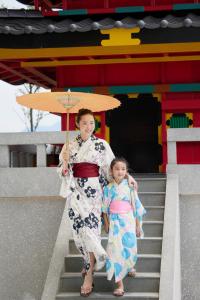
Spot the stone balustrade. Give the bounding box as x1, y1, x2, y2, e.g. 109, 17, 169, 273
0, 131, 78, 168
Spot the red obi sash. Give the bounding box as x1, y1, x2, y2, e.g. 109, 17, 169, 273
73, 162, 99, 178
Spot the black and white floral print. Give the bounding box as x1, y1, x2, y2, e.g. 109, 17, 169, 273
95, 141, 105, 153
79, 246, 85, 256
73, 215, 84, 234
70, 186, 75, 192
99, 174, 109, 188
68, 208, 75, 220
77, 178, 88, 188
84, 186, 96, 198
84, 213, 99, 229
71, 153, 77, 161
76, 134, 84, 147
91, 134, 98, 141
83, 261, 90, 272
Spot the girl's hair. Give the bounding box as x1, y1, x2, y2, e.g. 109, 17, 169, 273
76, 108, 94, 124
110, 157, 129, 171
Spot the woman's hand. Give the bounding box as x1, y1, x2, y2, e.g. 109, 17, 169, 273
128, 175, 138, 191
62, 161, 68, 176
61, 144, 69, 162
61, 144, 69, 176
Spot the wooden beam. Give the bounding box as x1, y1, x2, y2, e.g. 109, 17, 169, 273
1, 42, 200, 60
25, 67, 57, 86
21, 54, 200, 68
0, 62, 49, 88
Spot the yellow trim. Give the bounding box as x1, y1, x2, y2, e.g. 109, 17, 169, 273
159, 164, 163, 173
158, 124, 162, 146
20, 54, 200, 68
166, 113, 173, 128
153, 93, 162, 102
185, 113, 193, 127
128, 93, 139, 99
105, 126, 110, 143
0, 42, 199, 60
101, 28, 141, 46
95, 115, 101, 133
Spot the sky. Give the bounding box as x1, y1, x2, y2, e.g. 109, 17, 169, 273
0, 0, 61, 132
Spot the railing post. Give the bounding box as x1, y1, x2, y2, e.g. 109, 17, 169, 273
0, 145, 10, 167
37, 144, 46, 167
167, 141, 177, 164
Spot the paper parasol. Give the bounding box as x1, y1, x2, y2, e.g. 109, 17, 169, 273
17, 90, 121, 144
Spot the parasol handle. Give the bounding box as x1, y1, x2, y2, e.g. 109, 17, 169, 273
65, 108, 70, 161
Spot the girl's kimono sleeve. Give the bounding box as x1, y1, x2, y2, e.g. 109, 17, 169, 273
131, 188, 146, 238
102, 186, 111, 215
100, 140, 115, 184
57, 143, 74, 198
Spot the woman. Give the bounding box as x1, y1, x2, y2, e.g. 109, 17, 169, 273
57, 108, 137, 297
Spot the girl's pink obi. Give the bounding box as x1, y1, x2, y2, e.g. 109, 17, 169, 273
110, 200, 132, 214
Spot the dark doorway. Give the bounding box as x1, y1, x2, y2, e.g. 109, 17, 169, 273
106, 94, 162, 173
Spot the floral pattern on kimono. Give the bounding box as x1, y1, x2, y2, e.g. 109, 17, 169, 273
57, 134, 115, 271
102, 179, 146, 282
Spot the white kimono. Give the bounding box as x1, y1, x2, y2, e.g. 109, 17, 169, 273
57, 134, 114, 272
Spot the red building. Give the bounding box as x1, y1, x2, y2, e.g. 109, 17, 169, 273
0, 0, 200, 172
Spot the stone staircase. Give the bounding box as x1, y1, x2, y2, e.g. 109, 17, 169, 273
56, 176, 166, 300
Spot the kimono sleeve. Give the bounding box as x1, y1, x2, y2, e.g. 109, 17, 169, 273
57, 143, 70, 178
56, 143, 74, 198
102, 186, 111, 214
100, 140, 115, 182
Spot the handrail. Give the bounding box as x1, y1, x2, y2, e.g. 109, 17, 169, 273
159, 174, 181, 300
41, 198, 71, 300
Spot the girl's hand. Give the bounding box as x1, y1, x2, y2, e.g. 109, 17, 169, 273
136, 225, 142, 237
104, 223, 109, 233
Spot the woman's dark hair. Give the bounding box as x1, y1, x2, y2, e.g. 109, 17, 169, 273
110, 157, 129, 171
76, 108, 94, 124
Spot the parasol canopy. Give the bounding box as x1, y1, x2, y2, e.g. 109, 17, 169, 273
16, 91, 120, 113
16, 90, 121, 144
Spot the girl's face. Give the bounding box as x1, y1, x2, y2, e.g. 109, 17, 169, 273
112, 161, 127, 183
77, 114, 95, 140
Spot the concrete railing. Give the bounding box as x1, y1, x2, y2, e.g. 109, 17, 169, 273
159, 174, 181, 300
0, 131, 78, 168
167, 128, 200, 164
0, 131, 78, 197
167, 128, 200, 194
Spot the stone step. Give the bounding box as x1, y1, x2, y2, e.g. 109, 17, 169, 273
144, 206, 165, 221
138, 192, 165, 206
134, 173, 166, 178
69, 237, 163, 255
65, 254, 161, 273
134, 178, 166, 193
59, 272, 160, 293
141, 221, 163, 237
101, 221, 163, 238
56, 291, 159, 300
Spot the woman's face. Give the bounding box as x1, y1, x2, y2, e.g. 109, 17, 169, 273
77, 114, 95, 140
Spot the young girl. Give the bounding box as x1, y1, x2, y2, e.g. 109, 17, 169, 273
102, 157, 146, 297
